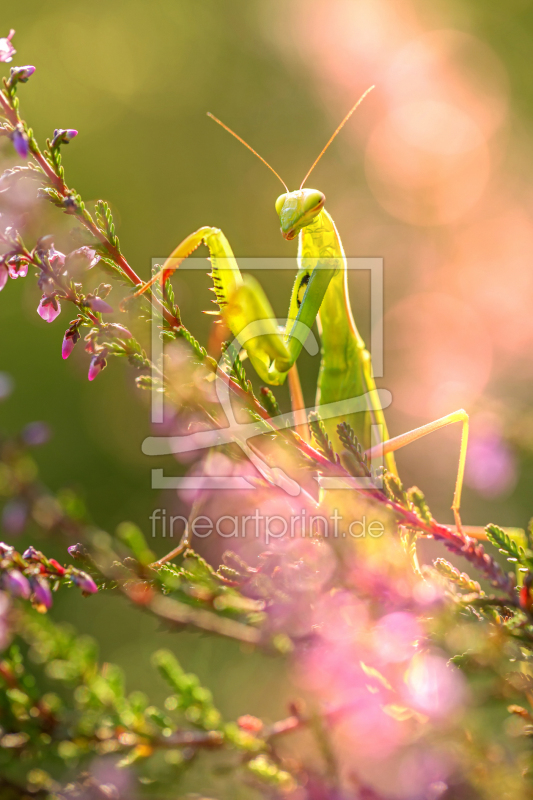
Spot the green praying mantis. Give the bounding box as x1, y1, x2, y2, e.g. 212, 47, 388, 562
138, 88, 469, 531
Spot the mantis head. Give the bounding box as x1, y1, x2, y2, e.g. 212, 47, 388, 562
275, 190, 325, 240
208, 86, 374, 241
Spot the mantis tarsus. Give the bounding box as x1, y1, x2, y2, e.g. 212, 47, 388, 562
139, 88, 469, 532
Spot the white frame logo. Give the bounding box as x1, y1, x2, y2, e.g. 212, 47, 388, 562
142, 257, 389, 494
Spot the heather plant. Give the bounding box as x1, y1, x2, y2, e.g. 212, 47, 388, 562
1, 28, 533, 800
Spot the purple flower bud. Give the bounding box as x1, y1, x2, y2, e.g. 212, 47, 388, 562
51, 129, 78, 147
64, 246, 99, 275
1, 500, 27, 535
31, 576, 52, 609
62, 335, 76, 359
3, 570, 30, 599
68, 543, 88, 561
62, 196, 78, 214
38, 295, 61, 323
74, 571, 98, 594
12, 129, 29, 159
0, 30, 16, 63
10, 65, 35, 83
62, 337, 74, 360
88, 354, 107, 381
22, 545, 40, 561
48, 246, 66, 272
62, 326, 81, 360
87, 296, 113, 314
108, 323, 132, 339
0, 264, 7, 291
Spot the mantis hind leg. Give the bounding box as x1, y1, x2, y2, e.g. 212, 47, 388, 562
287, 362, 311, 443
367, 409, 469, 533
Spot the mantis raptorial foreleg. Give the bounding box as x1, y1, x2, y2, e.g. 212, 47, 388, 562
139, 225, 338, 386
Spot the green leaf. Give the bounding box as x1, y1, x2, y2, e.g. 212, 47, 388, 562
407, 486, 433, 525
116, 522, 155, 566
309, 412, 337, 464
486, 523, 526, 564
433, 558, 482, 594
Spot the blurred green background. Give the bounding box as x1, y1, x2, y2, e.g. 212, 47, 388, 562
1, 1, 533, 794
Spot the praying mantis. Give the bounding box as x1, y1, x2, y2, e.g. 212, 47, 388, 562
138, 88, 469, 531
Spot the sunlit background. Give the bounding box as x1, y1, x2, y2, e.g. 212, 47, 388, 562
1, 1, 533, 795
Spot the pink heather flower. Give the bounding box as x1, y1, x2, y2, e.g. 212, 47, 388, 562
340, 696, 405, 762
68, 543, 89, 561
10, 64, 35, 83
51, 129, 78, 147
108, 323, 132, 339
314, 591, 368, 643
0, 264, 7, 291
88, 354, 107, 381
47, 246, 66, 271
466, 430, 517, 498
31, 576, 52, 609
62, 335, 76, 359
3, 570, 31, 599
22, 545, 40, 561
64, 246, 99, 274
37, 295, 61, 323
86, 296, 113, 314
373, 612, 421, 664
74, 571, 98, 594
405, 653, 466, 719
0, 30, 15, 63
7, 260, 28, 279
62, 327, 81, 359
12, 129, 29, 159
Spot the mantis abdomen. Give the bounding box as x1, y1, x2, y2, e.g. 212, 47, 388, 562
298, 209, 397, 474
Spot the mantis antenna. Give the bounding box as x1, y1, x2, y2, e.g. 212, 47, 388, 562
207, 112, 289, 193
299, 85, 375, 190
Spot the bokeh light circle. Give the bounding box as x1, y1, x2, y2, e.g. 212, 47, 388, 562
384, 292, 493, 419
365, 100, 490, 226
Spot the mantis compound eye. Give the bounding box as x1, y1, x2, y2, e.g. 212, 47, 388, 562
275, 193, 288, 216
302, 189, 325, 214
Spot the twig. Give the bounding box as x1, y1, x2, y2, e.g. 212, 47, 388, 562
147, 594, 261, 645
